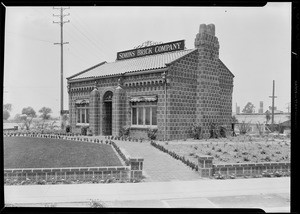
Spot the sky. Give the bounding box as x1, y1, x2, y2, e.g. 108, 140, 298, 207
3, 4, 291, 118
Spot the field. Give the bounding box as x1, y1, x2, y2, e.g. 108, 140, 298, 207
4, 137, 122, 169
162, 138, 290, 165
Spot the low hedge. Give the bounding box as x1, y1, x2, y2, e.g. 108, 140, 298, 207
150, 141, 198, 171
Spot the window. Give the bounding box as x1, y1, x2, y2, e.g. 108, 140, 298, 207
131, 101, 157, 127
76, 102, 89, 125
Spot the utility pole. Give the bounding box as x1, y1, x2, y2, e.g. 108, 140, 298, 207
269, 80, 277, 125
53, 7, 69, 128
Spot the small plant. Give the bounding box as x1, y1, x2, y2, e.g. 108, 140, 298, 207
265, 156, 271, 162
206, 151, 212, 155
44, 203, 56, 207
256, 122, 264, 136
89, 199, 106, 208
120, 126, 130, 137
219, 126, 226, 138
147, 128, 158, 140
243, 157, 250, 162
238, 121, 251, 135
66, 125, 71, 133
214, 173, 225, 179
191, 124, 202, 139
81, 126, 88, 136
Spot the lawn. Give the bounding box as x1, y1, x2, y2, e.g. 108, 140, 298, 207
4, 137, 122, 168
162, 139, 290, 165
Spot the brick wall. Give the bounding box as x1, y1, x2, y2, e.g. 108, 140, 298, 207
4, 166, 130, 182
197, 155, 290, 178
167, 51, 198, 140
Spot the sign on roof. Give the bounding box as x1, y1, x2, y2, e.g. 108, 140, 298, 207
117, 40, 185, 61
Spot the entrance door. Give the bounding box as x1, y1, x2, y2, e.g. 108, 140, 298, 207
103, 91, 113, 135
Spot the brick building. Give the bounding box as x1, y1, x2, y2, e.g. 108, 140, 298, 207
66, 24, 234, 140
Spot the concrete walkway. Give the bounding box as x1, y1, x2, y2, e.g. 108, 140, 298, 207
4, 177, 290, 211
111, 139, 201, 182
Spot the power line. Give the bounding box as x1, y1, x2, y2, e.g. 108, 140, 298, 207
65, 25, 105, 60
69, 22, 107, 59
70, 11, 115, 56
6, 31, 54, 44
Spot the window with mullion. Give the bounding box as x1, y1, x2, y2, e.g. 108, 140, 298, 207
131, 101, 157, 127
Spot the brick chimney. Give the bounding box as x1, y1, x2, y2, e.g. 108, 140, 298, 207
194, 24, 220, 59
194, 24, 222, 138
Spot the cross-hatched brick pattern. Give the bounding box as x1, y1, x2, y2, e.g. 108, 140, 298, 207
89, 88, 100, 135
112, 86, 126, 136
167, 51, 198, 140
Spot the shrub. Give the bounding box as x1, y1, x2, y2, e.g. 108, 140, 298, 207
265, 156, 271, 162
120, 126, 130, 137
65, 125, 71, 133
89, 200, 106, 208
81, 126, 88, 136
209, 123, 218, 139
239, 121, 251, 135
191, 124, 202, 139
219, 126, 226, 138
147, 128, 158, 140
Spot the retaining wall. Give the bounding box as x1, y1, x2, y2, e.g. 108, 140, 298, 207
198, 155, 290, 178
4, 166, 129, 182
213, 162, 290, 177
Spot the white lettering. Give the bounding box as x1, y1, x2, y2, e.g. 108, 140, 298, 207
119, 51, 135, 59
137, 48, 153, 56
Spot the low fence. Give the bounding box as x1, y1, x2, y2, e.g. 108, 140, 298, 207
4, 135, 144, 183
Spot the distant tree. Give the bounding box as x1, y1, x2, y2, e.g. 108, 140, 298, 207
265, 110, 271, 124
3, 103, 12, 111
3, 103, 12, 120
39, 107, 52, 120
38, 107, 52, 130
18, 107, 37, 130
22, 106, 36, 118
3, 110, 10, 120
242, 102, 255, 114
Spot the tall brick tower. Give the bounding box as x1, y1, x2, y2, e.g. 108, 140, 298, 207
194, 24, 232, 138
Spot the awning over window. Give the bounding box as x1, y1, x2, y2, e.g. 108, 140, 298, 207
129, 95, 158, 102
75, 99, 89, 104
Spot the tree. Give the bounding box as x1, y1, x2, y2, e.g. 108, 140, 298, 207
3, 103, 12, 111
19, 107, 37, 130
3, 103, 12, 120
3, 110, 10, 120
22, 106, 36, 118
39, 107, 52, 120
242, 102, 255, 114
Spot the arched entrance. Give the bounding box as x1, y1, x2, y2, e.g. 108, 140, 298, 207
103, 91, 113, 135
